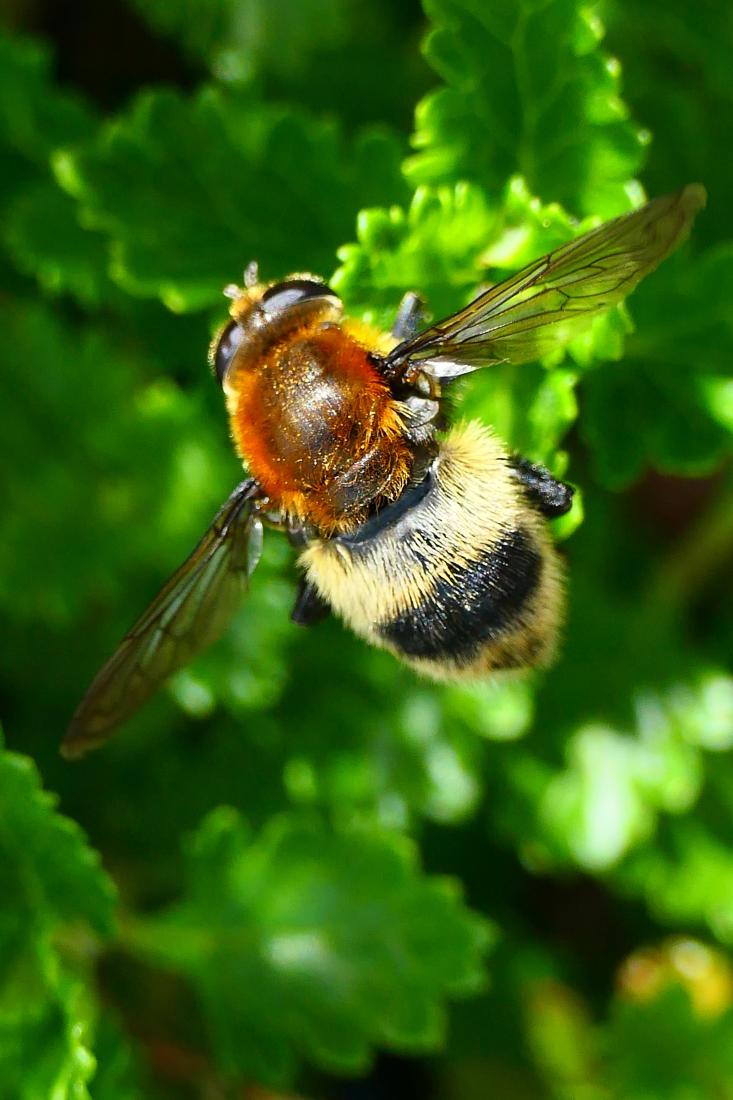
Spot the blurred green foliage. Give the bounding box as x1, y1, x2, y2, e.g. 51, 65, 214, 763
0, 0, 732, 1097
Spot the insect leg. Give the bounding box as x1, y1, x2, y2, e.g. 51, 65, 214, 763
291, 577, 331, 626
392, 292, 427, 340
511, 458, 574, 518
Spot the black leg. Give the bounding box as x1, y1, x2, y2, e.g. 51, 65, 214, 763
511, 458, 574, 518
291, 577, 331, 627
392, 292, 427, 340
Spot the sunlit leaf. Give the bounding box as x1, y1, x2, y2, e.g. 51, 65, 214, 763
0, 737, 115, 1097
407, 0, 647, 216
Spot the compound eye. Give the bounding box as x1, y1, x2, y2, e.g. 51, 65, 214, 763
211, 320, 244, 385
260, 278, 336, 316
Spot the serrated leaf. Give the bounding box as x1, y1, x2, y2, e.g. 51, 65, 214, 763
0, 300, 228, 629
0, 32, 94, 214
335, 177, 633, 475
407, 0, 647, 216
4, 180, 118, 307
125, 0, 430, 136
335, 174, 633, 369
0, 972, 97, 1100
336, 176, 585, 318
335, 182, 500, 332
0, 738, 115, 1098
0, 741, 115, 934
0, 32, 113, 307
125, 810, 492, 1085
55, 88, 407, 311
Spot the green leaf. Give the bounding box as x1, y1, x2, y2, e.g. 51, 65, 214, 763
498, 668, 733, 885
125, 0, 430, 135
55, 88, 407, 311
0, 32, 111, 302
127, 0, 352, 84
278, 636, 522, 827
523, 978, 603, 1096
335, 173, 634, 371
581, 360, 731, 489
0, 31, 93, 169
581, 246, 733, 487
0, 972, 96, 1100
336, 176, 640, 475
607, 960, 733, 1100
4, 180, 118, 307
538, 717, 701, 872
522, 947, 733, 1100
0, 737, 115, 1098
90, 1013, 155, 1100
125, 809, 492, 1085
613, 672, 733, 941
407, 0, 647, 216
0, 739, 114, 934
606, 0, 733, 247
0, 300, 230, 630
336, 181, 500, 325
619, 821, 733, 944
335, 176, 581, 321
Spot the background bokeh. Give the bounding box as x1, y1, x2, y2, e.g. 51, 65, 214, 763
1, 1, 733, 1097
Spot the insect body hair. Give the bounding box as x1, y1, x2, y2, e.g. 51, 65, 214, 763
300, 421, 565, 679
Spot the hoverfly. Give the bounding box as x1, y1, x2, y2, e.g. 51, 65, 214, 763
63, 185, 705, 758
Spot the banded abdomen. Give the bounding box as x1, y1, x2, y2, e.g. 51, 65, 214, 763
300, 421, 565, 677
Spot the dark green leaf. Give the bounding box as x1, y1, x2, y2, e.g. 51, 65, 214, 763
127, 0, 351, 84
0, 738, 115, 933
0, 301, 228, 628
606, 0, 733, 247
0, 32, 107, 301
0, 31, 93, 167
55, 88, 407, 310
581, 247, 733, 487
4, 180, 118, 307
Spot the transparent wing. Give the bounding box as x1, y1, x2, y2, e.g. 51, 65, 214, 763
62, 480, 263, 759
386, 185, 706, 381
